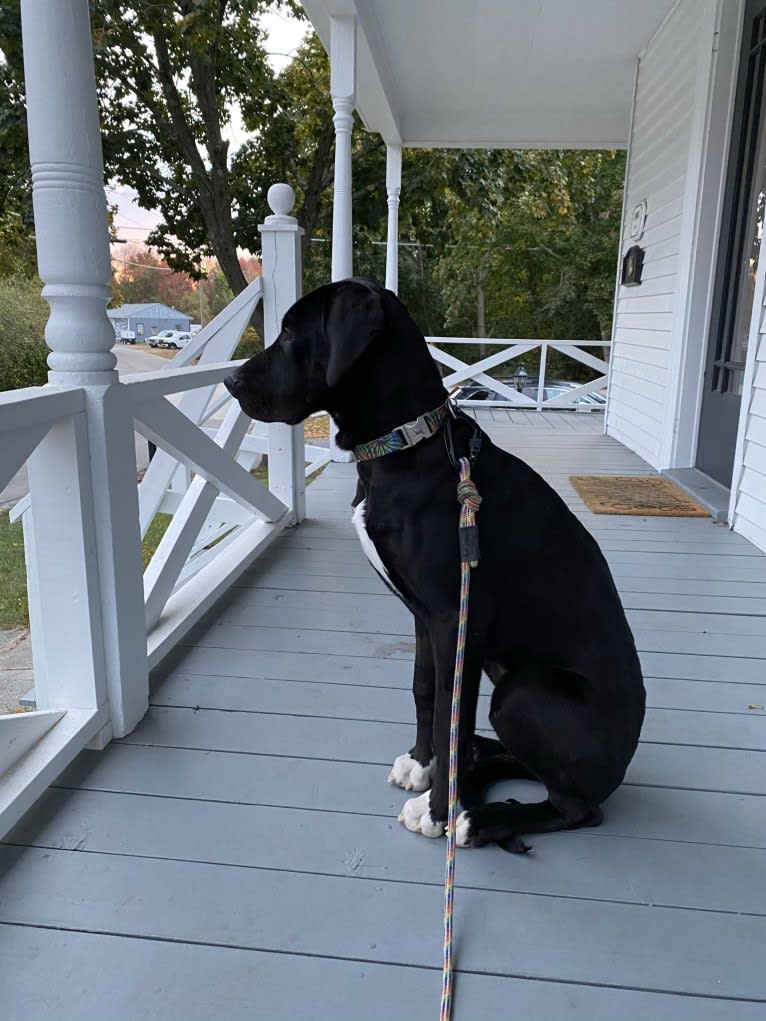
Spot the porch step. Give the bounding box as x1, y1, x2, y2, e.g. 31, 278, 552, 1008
663, 468, 730, 522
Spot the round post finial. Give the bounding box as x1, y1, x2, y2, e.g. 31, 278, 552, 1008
267, 183, 296, 217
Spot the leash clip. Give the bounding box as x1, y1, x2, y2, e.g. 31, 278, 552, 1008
468, 434, 482, 464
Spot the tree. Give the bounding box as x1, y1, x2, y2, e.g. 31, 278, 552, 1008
90, 1, 306, 296
0, 3, 37, 277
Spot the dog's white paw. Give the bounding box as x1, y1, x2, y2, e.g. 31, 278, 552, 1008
456, 811, 475, 847
398, 791, 445, 837
388, 752, 434, 791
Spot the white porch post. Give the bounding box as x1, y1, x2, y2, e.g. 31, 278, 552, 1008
329, 15, 357, 461
385, 145, 402, 294
330, 15, 357, 282
21, 0, 148, 739
259, 184, 306, 522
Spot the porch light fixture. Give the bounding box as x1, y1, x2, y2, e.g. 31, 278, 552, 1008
513, 364, 529, 392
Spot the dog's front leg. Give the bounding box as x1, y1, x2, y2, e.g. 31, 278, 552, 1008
389, 617, 435, 791
399, 624, 482, 837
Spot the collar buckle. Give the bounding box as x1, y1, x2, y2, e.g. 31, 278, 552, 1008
398, 414, 435, 447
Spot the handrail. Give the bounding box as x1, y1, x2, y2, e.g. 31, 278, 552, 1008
427, 337, 609, 347
121, 360, 245, 402
0, 386, 85, 433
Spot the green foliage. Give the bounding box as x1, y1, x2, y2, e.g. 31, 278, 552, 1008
234, 326, 263, 361
0, 510, 28, 630
141, 513, 173, 571
402, 149, 625, 348
0, 3, 35, 269
0, 275, 49, 391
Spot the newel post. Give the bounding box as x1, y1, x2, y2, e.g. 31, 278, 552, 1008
259, 184, 306, 522
385, 145, 402, 294
21, 0, 148, 740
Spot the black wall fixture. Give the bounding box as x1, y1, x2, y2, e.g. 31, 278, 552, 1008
621, 245, 644, 287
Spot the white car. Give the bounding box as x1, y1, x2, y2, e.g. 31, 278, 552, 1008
150, 330, 193, 350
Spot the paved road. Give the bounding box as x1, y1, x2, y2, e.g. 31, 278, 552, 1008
0, 344, 170, 511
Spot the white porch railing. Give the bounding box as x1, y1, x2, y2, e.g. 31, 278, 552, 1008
427, 337, 610, 410
0, 181, 311, 837
0, 387, 112, 832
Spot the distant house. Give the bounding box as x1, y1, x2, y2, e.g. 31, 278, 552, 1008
107, 302, 191, 342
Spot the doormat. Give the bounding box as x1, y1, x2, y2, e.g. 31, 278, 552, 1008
570, 475, 710, 517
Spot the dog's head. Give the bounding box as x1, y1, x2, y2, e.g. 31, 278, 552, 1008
224, 277, 446, 446
224, 277, 385, 424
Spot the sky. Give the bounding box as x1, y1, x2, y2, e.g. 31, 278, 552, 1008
110, 10, 309, 244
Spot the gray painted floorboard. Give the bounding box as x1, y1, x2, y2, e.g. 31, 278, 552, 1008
3, 411, 766, 1018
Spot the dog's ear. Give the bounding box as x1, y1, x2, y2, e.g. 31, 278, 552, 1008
324, 282, 385, 388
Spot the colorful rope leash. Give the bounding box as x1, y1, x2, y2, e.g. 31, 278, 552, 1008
440, 457, 482, 1021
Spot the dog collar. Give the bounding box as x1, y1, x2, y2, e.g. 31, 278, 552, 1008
353, 401, 450, 462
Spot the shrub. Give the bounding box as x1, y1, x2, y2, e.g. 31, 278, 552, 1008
0, 275, 49, 391
233, 326, 263, 361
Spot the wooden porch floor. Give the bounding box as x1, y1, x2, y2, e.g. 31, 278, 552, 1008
3, 411, 766, 1019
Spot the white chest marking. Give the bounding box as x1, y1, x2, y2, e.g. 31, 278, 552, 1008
351, 498, 404, 599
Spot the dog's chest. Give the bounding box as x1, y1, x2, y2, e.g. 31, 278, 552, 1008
351, 498, 404, 600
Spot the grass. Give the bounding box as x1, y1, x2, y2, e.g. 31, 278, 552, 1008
141, 513, 173, 569
0, 512, 29, 631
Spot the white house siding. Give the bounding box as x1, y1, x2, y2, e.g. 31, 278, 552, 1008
607, 0, 715, 468
732, 314, 766, 550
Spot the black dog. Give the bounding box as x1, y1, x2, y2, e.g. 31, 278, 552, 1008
225, 278, 645, 851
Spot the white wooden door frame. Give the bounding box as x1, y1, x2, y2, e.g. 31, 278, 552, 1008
661, 0, 745, 475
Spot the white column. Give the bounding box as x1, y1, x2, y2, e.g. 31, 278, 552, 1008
330, 16, 357, 282
22, 0, 116, 384
21, 0, 148, 739
329, 16, 357, 461
385, 145, 402, 294
259, 184, 306, 522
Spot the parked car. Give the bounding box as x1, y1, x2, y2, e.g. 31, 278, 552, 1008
150, 330, 193, 350
118, 329, 136, 345
449, 378, 606, 407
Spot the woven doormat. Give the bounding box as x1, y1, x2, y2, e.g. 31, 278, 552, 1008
570, 475, 710, 517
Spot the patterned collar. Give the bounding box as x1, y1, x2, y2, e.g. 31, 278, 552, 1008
353, 401, 450, 462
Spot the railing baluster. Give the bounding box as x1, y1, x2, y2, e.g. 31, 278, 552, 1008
537, 343, 548, 412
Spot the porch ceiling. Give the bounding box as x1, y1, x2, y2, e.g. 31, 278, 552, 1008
301, 0, 680, 148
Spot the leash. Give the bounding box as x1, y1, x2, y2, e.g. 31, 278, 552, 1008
350, 400, 483, 1020
440, 454, 482, 1021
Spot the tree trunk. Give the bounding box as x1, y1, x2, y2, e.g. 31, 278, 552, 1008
151, 19, 264, 338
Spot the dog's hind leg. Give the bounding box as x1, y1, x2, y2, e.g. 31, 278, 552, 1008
457, 663, 611, 851
457, 796, 603, 853
389, 617, 435, 791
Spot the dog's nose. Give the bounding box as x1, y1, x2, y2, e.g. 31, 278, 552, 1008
223, 374, 239, 396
